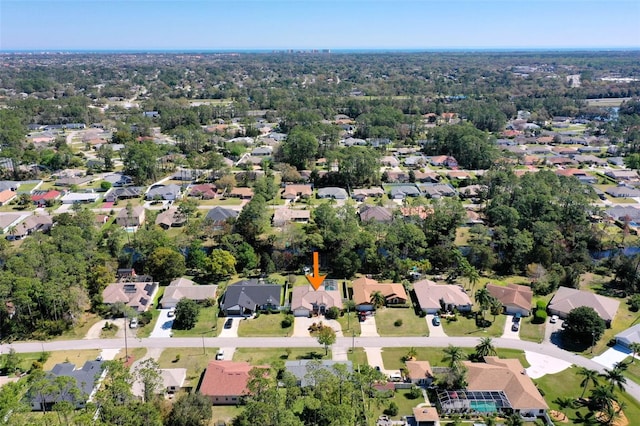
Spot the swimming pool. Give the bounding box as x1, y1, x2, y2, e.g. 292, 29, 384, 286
470, 401, 497, 413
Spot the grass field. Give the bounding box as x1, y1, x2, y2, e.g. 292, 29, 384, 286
42, 349, 101, 370
157, 347, 214, 387
372, 388, 425, 421
519, 316, 546, 343
586, 97, 631, 107
379, 346, 527, 371
210, 406, 244, 426
237, 312, 293, 337
441, 312, 506, 338
233, 347, 328, 365
347, 347, 368, 366
336, 311, 361, 336
171, 306, 221, 338
375, 307, 428, 337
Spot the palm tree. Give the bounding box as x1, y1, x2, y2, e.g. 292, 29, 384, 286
574, 410, 599, 426
577, 367, 600, 399
370, 291, 386, 309
442, 345, 465, 369
553, 396, 575, 421
474, 287, 492, 320
504, 413, 523, 426
629, 342, 640, 364
601, 366, 627, 392
589, 384, 615, 412
489, 297, 503, 321
474, 337, 497, 359
601, 401, 625, 426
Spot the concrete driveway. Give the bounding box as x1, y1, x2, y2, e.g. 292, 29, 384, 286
293, 316, 343, 337
592, 345, 632, 369
360, 316, 379, 337
426, 315, 447, 337
502, 316, 521, 339
544, 316, 564, 344
149, 309, 174, 338
218, 317, 240, 338
525, 350, 573, 379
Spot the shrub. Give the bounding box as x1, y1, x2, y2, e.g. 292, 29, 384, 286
533, 309, 547, 324
418, 310, 427, 318
536, 300, 547, 310
281, 315, 294, 328
408, 386, 422, 400
394, 319, 403, 327
384, 402, 399, 416
325, 306, 340, 320
628, 294, 640, 312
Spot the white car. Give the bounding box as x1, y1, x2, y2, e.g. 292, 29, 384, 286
129, 317, 138, 329
167, 308, 175, 317
550, 315, 559, 324
215, 350, 224, 360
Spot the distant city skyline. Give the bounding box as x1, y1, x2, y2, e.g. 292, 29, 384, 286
1, 0, 639, 51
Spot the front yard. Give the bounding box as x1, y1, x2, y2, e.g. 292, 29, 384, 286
519, 317, 546, 343
232, 347, 328, 365
375, 307, 428, 337
441, 312, 506, 337
380, 347, 528, 371
158, 347, 214, 388
171, 306, 221, 338
237, 312, 293, 337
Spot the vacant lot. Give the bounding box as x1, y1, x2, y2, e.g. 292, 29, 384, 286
158, 347, 213, 387
237, 312, 293, 337
233, 347, 328, 365
375, 307, 428, 337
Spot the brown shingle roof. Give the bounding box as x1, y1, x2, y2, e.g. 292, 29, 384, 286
199, 361, 266, 397
486, 283, 533, 312
413, 279, 472, 311
351, 277, 408, 305
405, 360, 433, 381
291, 285, 343, 312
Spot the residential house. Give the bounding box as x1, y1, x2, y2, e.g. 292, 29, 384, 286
486, 283, 533, 317
430, 155, 458, 168
412, 407, 441, 426
204, 206, 239, 230
101, 281, 159, 313
555, 168, 598, 184
172, 168, 208, 181
291, 283, 343, 317
404, 155, 428, 168
400, 206, 432, 220
404, 360, 434, 386
31, 190, 61, 207
351, 277, 408, 311
0, 181, 21, 192
155, 207, 187, 229
615, 324, 640, 349
188, 183, 218, 199
251, 146, 273, 156
605, 186, 640, 198
368, 138, 391, 148
605, 170, 639, 182
60, 192, 100, 204
220, 279, 282, 316
0, 213, 22, 234
162, 278, 217, 309
440, 357, 548, 420
548, 287, 619, 325
0, 189, 16, 206
146, 184, 182, 201
55, 176, 94, 187
199, 361, 267, 405
229, 187, 254, 200
272, 208, 311, 227
132, 368, 187, 398
9, 215, 53, 240
546, 157, 577, 167
352, 187, 385, 202
389, 185, 421, 199
317, 187, 348, 200
413, 171, 439, 183
380, 156, 400, 167
384, 171, 410, 183
29, 361, 105, 411
413, 279, 473, 314
359, 206, 393, 223
458, 184, 486, 199
418, 183, 456, 199
115, 205, 146, 227
104, 186, 144, 203
572, 154, 607, 166
281, 184, 313, 200
284, 360, 353, 387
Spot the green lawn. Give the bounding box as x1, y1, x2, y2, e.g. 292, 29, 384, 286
441, 312, 506, 338
237, 312, 293, 337
336, 311, 361, 336
454, 227, 471, 246
198, 198, 243, 206
210, 406, 244, 426
519, 317, 546, 343
372, 388, 425, 421
157, 347, 214, 387
622, 357, 640, 385
535, 367, 640, 423
135, 287, 166, 338
42, 349, 101, 370
380, 347, 527, 371
171, 306, 221, 337
375, 307, 428, 337
233, 347, 328, 366
347, 347, 368, 366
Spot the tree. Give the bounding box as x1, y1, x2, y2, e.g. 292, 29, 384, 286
474, 337, 497, 359
589, 384, 615, 412
442, 345, 465, 369
504, 413, 523, 426
563, 306, 606, 345
553, 397, 575, 421
235, 195, 269, 243
145, 247, 186, 285
577, 367, 600, 399
134, 358, 163, 403
166, 392, 213, 426
628, 342, 640, 363
600, 366, 627, 392
474, 287, 492, 321
370, 291, 386, 309
489, 297, 503, 321
173, 298, 200, 330
122, 140, 161, 184
317, 326, 336, 355
207, 249, 236, 280
280, 127, 318, 170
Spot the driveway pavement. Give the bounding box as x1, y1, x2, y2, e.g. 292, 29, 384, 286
332, 346, 349, 361
592, 345, 632, 369
149, 309, 174, 338
360, 316, 379, 337
85, 318, 126, 339
293, 317, 343, 337
218, 317, 240, 338
426, 315, 447, 337
525, 350, 573, 379
501, 316, 521, 339
544, 317, 564, 344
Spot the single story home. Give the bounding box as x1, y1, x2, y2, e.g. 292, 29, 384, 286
31, 190, 61, 206
605, 186, 640, 198
155, 207, 186, 229
146, 184, 182, 201
404, 360, 434, 386
229, 187, 254, 199
104, 186, 144, 203
359, 206, 393, 223
162, 277, 218, 309
547, 286, 620, 325
204, 206, 239, 230
284, 360, 353, 387
101, 281, 159, 313
615, 324, 640, 349
59, 192, 100, 204
352, 187, 385, 201
317, 187, 348, 200
389, 185, 421, 199
188, 183, 218, 200
413, 279, 473, 314
0, 189, 17, 206
29, 361, 105, 411
132, 368, 187, 398
486, 283, 533, 317
272, 208, 311, 227
281, 184, 313, 200
291, 284, 343, 317
412, 406, 440, 426
9, 215, 53, 240
115, 205, 146, 227
220, 279, 282, 316
351, 277, 408, 311
199, 361, 267, 405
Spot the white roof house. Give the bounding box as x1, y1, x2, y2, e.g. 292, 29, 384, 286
616, 324, 640, 349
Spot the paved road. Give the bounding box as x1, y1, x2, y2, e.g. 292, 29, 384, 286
4, 335, 640, 402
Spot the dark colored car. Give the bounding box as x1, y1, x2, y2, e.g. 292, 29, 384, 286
224, 318, 233, 329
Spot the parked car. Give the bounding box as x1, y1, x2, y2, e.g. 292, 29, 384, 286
129, 317, 138, 329
432, 315, 441, 326
224, 318, 233, 329
511, 322, 520, 332
216, 350, 224, 360
167, 308, 175, 317
550, 315, 559, 324
513, 312, 521, 323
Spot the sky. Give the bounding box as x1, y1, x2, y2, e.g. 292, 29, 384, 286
1, 0, 639, 51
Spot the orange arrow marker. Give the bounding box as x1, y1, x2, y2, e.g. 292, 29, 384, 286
306, 251, 326, 291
